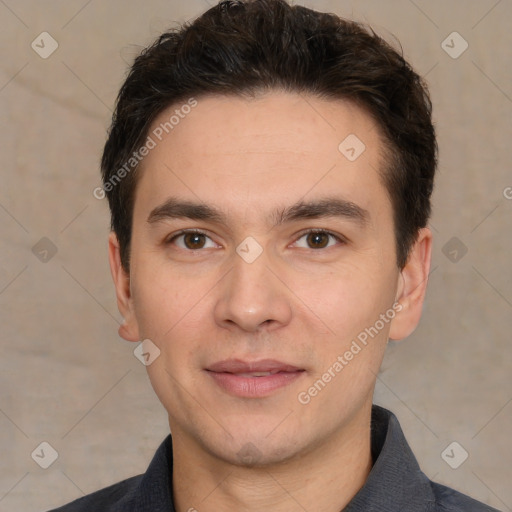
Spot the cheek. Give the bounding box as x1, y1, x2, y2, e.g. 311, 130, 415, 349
130, 258, 204, 340
293, 263, 396, 338
130, 266, 217, 384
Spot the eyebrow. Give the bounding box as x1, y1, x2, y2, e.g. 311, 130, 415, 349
147, 196, 369, 228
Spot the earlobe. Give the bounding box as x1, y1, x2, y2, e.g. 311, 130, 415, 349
108, 232, 140, 342
389, 228, 432, 341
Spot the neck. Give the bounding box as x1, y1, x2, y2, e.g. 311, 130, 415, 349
171, 405, 374, 512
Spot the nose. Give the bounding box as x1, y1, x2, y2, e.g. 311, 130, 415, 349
213, 245, 293, 333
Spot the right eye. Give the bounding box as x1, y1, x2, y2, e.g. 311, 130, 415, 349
165, 230, 218, 250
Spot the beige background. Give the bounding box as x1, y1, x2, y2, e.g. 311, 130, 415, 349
0, 0, 511, 511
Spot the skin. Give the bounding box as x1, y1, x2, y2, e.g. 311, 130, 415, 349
108, 91, 432, 512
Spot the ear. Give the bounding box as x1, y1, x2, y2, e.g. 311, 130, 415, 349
108, 232, 140, 342
388, 227, 432, 341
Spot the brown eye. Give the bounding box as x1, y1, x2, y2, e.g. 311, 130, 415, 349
306, 232, 330, 249
182, 232, 207, 249
293, 230, 343, 250
167, 230, 216, 250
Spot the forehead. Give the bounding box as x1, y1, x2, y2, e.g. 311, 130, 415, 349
134, 91, 390, 222
148, 92, 379, 157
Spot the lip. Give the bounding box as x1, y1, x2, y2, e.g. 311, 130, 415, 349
205, 359, 305, 398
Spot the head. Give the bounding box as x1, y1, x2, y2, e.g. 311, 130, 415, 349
102, 0, 436, 273
104, 0, 436, 467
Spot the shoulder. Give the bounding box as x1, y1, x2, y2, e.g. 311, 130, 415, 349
46, 434, 174, 512
46, 474, 143, 512
430, 481, 501, 512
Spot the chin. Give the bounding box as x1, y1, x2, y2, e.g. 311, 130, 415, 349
219, 439, 301, 468
198, 423, 305, 468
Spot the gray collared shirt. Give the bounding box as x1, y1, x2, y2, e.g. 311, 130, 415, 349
49, 405, 501, 511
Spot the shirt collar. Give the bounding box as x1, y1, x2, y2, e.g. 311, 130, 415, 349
343, 405, 435, 512
135, 405, 434, 512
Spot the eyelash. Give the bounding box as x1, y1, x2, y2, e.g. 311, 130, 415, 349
165, 228, 346, 250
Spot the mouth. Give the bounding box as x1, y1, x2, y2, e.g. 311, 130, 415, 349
205, 359, 305, 398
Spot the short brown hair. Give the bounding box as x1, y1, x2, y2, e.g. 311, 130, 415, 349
101, 0, 437, 271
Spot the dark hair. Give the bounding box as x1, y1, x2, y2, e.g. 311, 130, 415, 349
101, 0, 437, 271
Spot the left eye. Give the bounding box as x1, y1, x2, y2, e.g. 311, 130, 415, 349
293, 230, 343, 249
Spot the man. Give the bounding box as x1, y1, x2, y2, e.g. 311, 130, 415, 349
50, 0, 500, 510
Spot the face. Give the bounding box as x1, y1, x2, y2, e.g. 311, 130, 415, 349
110, 91, 431, 467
